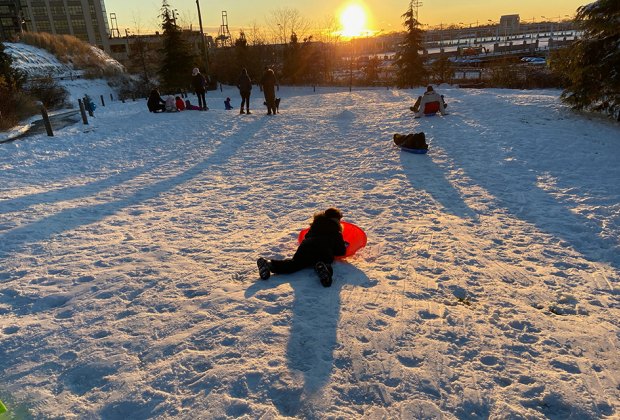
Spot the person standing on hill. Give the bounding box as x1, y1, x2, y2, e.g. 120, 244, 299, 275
191, 67, 208, 111
237, 68, 253, 114
260, 67, 278, 115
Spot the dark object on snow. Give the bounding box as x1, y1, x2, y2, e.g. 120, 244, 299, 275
263, 97, 280, 113
394, 132, 428, 150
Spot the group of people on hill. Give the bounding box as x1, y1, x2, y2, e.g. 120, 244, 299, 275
147, 67, 280, 115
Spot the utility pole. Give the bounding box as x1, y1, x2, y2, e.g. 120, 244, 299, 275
196, 0, 209, 74
410, 0, 423, 23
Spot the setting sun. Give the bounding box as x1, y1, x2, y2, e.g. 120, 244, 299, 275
339, 4, 367, 37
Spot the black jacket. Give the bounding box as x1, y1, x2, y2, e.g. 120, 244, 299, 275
293, 215, 347, 264
192, 73, 206, 93
237, 72, 252, 93
147, 90, 165, 111
260, 69, 277, 88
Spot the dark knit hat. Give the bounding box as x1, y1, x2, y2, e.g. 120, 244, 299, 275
324, 207, 343, 220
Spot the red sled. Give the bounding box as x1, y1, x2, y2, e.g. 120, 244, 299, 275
298, 221, 367, 258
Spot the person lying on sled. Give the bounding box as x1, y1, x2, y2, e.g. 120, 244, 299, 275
256, 207, 348, 287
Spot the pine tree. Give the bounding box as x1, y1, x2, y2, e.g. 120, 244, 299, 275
158, 1, 197, 92
394, 3, 427, 88
0, 41, 24, 90
551, 0, 620, 119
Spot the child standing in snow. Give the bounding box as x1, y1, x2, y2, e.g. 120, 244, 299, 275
257, 207, 348, 287
83, 94, 96, 117
224, 97, 234, 110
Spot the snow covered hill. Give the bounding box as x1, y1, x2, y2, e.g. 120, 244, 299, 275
4, 41, 123, 80
0, 86, 619, 419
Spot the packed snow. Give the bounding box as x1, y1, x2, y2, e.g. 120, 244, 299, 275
0, 82, 619, 419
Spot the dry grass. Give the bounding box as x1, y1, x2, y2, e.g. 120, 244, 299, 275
20, 32, 125, 77
0, 89, 38, 131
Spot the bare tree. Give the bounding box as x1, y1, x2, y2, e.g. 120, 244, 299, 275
266, 7, 311, 44
316, 15, 341, 44
246, 20, 267, 46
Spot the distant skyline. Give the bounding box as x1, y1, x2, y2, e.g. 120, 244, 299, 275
103, 0, 590, 37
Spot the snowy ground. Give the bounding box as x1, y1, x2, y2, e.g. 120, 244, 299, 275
0, 85, 619, 419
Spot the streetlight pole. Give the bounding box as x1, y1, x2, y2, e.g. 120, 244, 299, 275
196, 0, 209, 74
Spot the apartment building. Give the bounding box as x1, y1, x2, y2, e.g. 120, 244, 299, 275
0, 0, 111, 52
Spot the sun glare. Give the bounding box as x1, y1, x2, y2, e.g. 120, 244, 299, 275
340, 4, 367, 37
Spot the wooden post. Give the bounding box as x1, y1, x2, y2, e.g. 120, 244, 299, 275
78, 99, 89, 124
100, 95, 105, 107
40, 105, 53, 136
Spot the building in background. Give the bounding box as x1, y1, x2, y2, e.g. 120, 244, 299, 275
0, 0, 111, 52
499, 14, 520, 36
0, 0, 23, 40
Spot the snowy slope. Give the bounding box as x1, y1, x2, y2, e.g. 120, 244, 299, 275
0, 86, 619, 419
4, 41, 124, 80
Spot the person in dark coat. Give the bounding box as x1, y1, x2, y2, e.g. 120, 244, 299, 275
256, 208, 348, 287
191, 67, 208, 110
237, 68, 253, 114
393, 132, 428, 149
147, 89, 166, 113
260, 67, 278, 115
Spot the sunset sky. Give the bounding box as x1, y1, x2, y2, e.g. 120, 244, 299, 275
103, 0, 590, 36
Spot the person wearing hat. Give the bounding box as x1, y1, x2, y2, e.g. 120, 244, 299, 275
256, 207, 348, 287
191, 67, 208, 110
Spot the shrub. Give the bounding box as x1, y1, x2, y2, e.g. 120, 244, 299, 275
24, 75, 69, 110
0, 88, 38, 131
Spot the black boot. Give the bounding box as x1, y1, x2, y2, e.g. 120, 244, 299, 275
257, 258, 271, 280
314, 262, 333, 287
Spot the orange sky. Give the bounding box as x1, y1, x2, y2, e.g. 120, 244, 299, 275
104, 0, 590, 35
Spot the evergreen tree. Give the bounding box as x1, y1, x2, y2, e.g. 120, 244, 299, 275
282, 32, 301, 84
235, 31, 249, 71
0, 41, 24, 90
551, 0, 620, 119
158, 1, 197, 92
394, 3, 427, 88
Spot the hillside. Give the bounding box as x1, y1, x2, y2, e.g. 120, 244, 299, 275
0, 86, 619, 419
